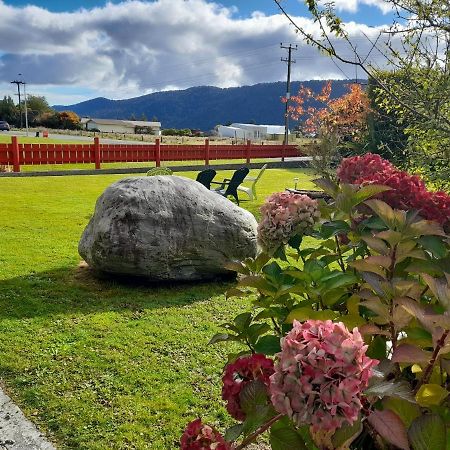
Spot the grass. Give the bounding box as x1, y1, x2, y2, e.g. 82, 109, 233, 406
0, 168, 315, 449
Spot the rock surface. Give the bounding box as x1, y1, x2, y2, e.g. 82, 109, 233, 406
0, 387, 55, 450
79, 176, 258, 280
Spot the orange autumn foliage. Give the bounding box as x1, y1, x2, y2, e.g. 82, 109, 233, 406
286, 81, 370, 141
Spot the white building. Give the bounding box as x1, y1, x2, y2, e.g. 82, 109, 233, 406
217, 123, 287, 141
84, 118, 161, 135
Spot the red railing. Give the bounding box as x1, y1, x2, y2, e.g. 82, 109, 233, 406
0, 137, 302, 172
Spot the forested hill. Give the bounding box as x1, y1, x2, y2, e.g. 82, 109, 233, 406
54, 80, 358, 131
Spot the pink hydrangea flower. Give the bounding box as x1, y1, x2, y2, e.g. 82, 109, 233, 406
222, 354, 274, 421
180, 418, 230, 450
270, 320, 378, 432
258, 192, 320, 252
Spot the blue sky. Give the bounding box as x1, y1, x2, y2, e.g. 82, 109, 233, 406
0, 0, 393, 105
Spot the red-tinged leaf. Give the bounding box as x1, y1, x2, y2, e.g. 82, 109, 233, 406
408, 220, 446, 237
359, 323, 390, 336
367, 409, 409, 450
361, 236, 389, 255
365, 199, 396, 228
391, 344, 431, 364
421, 274, 450, 312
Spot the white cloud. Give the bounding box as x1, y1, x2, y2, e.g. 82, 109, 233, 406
0, 0, 393, 105
317, 0, 393, 14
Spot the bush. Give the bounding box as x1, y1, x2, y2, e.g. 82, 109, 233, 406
181, 158, 450, 449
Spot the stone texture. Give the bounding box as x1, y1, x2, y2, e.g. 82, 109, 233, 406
79, 176, 258, 281
0, 387, 55, 450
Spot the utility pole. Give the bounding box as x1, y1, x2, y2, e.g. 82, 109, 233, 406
281, 43, 297, 145
10, 79, 23, 129
23, 81, 29, 136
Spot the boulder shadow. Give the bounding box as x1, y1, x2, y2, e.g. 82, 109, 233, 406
0, 263, 235, 320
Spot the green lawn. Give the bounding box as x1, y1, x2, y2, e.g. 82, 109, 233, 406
0, 168, 315, 449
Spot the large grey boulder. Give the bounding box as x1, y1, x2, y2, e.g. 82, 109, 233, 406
79, 176, 258, 281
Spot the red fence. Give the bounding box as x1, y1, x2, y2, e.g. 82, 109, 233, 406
0, 137, 301, 172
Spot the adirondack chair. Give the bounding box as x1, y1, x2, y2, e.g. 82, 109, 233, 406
210, 167, 249, 205
146, 167, 173, 176
237, 163, 267, 200
195, 169, 216, 190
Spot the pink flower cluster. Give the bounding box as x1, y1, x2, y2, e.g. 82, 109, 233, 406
270, 320, 378, 432
337, 153, 395, 184
258, 192, 320, 252
222, 354, 274, 421
337, 153, 450, 226
180, 418, 230, 450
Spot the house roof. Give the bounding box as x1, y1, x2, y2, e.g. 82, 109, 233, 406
87, 118, 161, 127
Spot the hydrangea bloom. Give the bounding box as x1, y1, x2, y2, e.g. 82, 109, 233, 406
180, 418, 230, 450
337, 154, 450, 227
222, 353, 274, 421
337, 153, 395, 184
270, 320, 378, 432
258, 192, 320, 252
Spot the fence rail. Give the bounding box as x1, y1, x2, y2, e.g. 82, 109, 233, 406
0, 137, 302, 172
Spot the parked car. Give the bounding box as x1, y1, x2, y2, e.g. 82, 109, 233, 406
0, 121, 10, 131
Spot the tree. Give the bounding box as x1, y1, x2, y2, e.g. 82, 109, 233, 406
0, 96, 18, 125
58, 111, 81, 130
273, 0, 450, 189
287, 81, 371, 177
26, 95, 52, 114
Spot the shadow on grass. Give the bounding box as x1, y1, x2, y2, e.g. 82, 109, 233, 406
0, 264, 234, 320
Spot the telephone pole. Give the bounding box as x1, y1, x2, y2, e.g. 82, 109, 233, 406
281, 43, 297, 145
10, 79, 23, 129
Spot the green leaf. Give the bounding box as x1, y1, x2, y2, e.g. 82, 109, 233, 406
353, 184, 392, 206
239, 379, 269, 414
254, 335, 281, 355
365, 199, 398, 229
366, 335, 387, 360
313, 177, 338, 197
415, 384, 449, 407
224, 423, 244, 442
366, 380, 416, 403
320, 220, 350, 238
288, 234, 303, 250
383, 398, 420, 427
367, 409, 410, 450
262, 261, 283, 281
208, 333, 237, 345
419, 235, 448, 259
331, 417, 362, 449
408, 414, 447, 450
270, 420, 307, 450
224, 261, 250, 275
286, 307, 338, 323
233, 312, 252, 331
242, 404, 274, 436
321, 272, 358, 291
246, 323, 271, 344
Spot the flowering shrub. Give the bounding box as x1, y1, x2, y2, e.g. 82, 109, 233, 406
337, 153, 450, 226
180, 419, 230, 450
257, 192, 320, 252
184, 159, 449, 450
222, 354, 274, 421
270, 320, 378, 432
336, 152, 395, 184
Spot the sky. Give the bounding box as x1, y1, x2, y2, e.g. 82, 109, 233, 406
0, 0, 395, 106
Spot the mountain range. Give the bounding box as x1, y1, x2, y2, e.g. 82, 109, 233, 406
54, 80, 358, 131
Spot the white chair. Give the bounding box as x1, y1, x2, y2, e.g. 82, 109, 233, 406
237, 164, 268, 201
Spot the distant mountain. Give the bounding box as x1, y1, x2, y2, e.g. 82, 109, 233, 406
54, 80, 360, 131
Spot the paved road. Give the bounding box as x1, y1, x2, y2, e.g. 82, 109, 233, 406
2, 130, 148, 145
